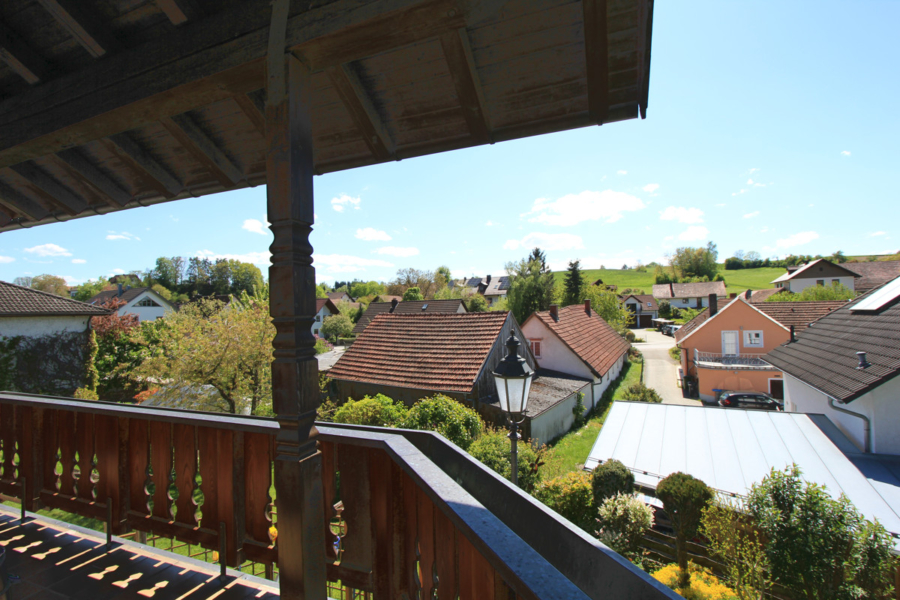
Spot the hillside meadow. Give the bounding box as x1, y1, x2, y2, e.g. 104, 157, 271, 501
552, 265, 785, 295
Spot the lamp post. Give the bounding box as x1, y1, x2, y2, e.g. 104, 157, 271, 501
492, 334, 534, 486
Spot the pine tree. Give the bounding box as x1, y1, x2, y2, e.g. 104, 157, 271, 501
562, 259, 584, 306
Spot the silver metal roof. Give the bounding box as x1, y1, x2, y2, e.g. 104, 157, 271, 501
586, 402, 900, 547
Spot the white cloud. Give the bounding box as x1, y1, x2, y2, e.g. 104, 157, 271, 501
62, 275, 83, 285
110, 268, 126, 275
331, 194, 361, 212
841, 150, 851, 156
314, 254, 394, 273
617, 170, 628, 175
642, 183, 660, 193
522, 190, 645, 226
106, 231, 140, 241
747, 178, 754, 185
760, 226, 770, 233
503, 232, 584, 252
869, 231, 887, 237
715, 203, 726, 207
0, 256, 13, 264
196, 249, 270, 266
24, 243, 71, 257
485, 220, 493, 226
732, 189, 747, 196
242, 219, 269, 235
659, 206, 704, 224
775, 231, 819, 249
748, 168, 760, 174
71, 258, 86, 264
743, 211, 760, 219
678, 226, 709, 242
355, 227, 391, 241
373, 246, 419, 257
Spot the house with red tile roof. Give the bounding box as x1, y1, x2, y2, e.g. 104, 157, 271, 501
314, 298, 340, 337
520, 301, 631, 411
621, 294, 658, 328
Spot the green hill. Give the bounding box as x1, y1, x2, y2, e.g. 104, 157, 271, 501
553, 266, 785, 296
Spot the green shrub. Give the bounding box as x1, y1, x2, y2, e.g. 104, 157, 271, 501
701, 500, 770, 600
332, 394, 408, 427
591, 459, 634, 505
669, 346, 681, 362
468, 427, 544, 492
625, 330, 636, 343
628, 347, 644, 363
572, 392, 586, 429
534, 471, 595, 532
402, 394, 483, 450
621, 382, 662, 403
596, 493, 654, 558
657, 472, 714, 590
73, 387, 99, 400
658, 300, 673, 319
321, 313, 354, 340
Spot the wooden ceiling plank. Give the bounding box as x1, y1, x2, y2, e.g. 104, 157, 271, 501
326, 64, 395, 161
0, 21, 50, 85
160, 113, 244, 187
154, 0, 204, 26
34, 0, 118, 59
233, 92, 266, 137
582, 0, 609, 124
439, 28, 492, 144
107, 133, 183, 197
9, 161, 88, 215
55, 148, 131, 207
0, 180, 51, 221
0, 206, 12, 227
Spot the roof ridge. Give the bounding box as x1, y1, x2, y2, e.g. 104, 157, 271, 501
1, 279, 105, 308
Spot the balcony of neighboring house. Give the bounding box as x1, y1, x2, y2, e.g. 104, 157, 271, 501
0, 392, 675, 600
693, 349, 776, 371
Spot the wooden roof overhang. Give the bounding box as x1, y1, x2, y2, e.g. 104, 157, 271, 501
0, 0, 653, 232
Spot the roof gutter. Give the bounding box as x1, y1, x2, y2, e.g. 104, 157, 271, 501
828, 397, 871, 453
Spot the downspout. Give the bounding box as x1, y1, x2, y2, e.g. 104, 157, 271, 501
828, 397, 871, 453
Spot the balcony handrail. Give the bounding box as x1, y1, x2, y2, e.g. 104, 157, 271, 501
694, 351, 769, 361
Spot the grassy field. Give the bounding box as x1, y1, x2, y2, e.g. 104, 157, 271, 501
553, 265, 784, 295
540, 358, 643, 480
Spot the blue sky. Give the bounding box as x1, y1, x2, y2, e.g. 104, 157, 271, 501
1, 0, 898, 286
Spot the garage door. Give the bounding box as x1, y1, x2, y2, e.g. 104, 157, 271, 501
637, 314, 653, 328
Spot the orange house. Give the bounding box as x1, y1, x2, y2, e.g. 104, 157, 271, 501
674, 294, 846, 402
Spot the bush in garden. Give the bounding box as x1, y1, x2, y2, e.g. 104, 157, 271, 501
656, 472, 714, 591
658, 300, 673, 319
468, 427, 545, 492
621, 382, 662, 403
533, 471, 595, 532
651, 563, 737, 600
591, 459, 634, 505
321, 313, 354, 340
746, 465, 895, 599
401, 394, 483, 451
596, 493, 654, 558
701, 500, 770, 600
571, 392, 586, 429
314, 335, 333, 354
332, 394, 409, 427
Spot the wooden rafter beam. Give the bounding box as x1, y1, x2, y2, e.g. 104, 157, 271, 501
55, 148, 131, 207
160, 113, 243, 187
326, 64, 395, 161
154, 0, 204, 26
439, 28, 491, 144
0, 21, 50, 85
582, 0, 609, 124
9, 161, 88, 215
233, 92, 266, 137
0, 180, 50, 220
106, 133, 183, 197
0, 206, 12, 227
35, 0, 118, 59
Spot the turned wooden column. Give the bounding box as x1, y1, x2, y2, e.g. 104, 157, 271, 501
266, 48, 327, 598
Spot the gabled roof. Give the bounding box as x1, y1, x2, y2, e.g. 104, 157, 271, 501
327, 291, 353, 301
89, 286, 156, 305
843, 261, 900, 294
651, 281, 727, 299
329, 312, 510, 393
739, 288, 782, 303
525, 304, 630, 377
0, 281, 110, 317
317, 298, 340, 315
484, 276, 511, 296
622, 294, 657, 311
764, 278, 900, 403
771, 258, 861, 284
351, 299, 467, 335
372, 295, 402, 303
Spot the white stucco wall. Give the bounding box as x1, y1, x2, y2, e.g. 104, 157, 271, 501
0, 315, 90, 337
118, 291, 172, 322
784, 374, 900, 455
313, 305, 337, 336
530, 381, 592, 445
668, 296, 712, 309
787, 276, 856, 294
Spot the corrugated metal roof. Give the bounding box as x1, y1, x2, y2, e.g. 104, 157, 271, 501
586, 402, 900, 546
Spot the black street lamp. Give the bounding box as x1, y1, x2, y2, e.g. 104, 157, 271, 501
492, 334, 534, 486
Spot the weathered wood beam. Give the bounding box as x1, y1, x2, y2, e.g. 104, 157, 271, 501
439, 28, 491, 144
106, 133, 183, 197
160, 113, 243, 187
638, 0, 654, 119
0, 21, 50, 85
9, 161, 88, 215
55, 148, 131, 207
0, 180, 50, 221
326, 63, 395, 160
233, 92, 266, 137
154, 0, 204, 26
583, 0, 609, 124
0, 206, 12, 227
35, 0, 118, 59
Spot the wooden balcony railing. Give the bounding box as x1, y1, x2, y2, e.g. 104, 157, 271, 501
694, 349, 774, 369
0, 392, 677, 599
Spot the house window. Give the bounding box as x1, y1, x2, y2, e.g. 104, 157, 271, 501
316, 315, 321, 322
816, 279, 825, 286
744, 330, 764, 348
832, 279, 839, 285
135, 297, 160, 307
529, 340, 542, 358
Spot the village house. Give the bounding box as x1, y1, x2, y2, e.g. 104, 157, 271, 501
621, 294, 658, 328
521, 301, 630, 410
327, 290, 354, 303
89, 285, 174, 321
771, 258, 860, 293
842, 260, 900, 294
483, 275, 511, 305
765, 276, 900, 454
313, 298, 340, 337
651, 280, 727, 310
675, 293, 846, 402
351, 298, 467, 335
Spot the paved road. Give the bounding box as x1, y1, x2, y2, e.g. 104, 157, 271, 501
632, 329, 701, 406
317, 345, 346, 371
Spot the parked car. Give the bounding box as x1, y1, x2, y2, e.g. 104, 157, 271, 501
717, 391, 783, 411
662, 324, 681, 336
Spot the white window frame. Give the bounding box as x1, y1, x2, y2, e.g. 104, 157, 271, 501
722, 330, 739, 356
743, 330, 764, 348
529, 340, 542, 358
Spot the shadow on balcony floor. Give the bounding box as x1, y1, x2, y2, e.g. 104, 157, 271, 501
0, 509, 279, 600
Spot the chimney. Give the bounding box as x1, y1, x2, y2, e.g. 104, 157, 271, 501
584, 299, 592, 316
790, 325, 795, 342
485, 274, 492, 284
729, 293, 737, 299
857, 351, 871, 370
390, 298, 399, 313
746, 289, 752, 299
117, 283, 123, 297
708, 293, 718, 317
549, 304, 559, 322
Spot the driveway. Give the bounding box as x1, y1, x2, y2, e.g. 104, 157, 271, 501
632, 329, 701, 406
317, 345, 347, 371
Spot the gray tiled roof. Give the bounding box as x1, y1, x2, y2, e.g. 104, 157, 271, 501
351, 299, 466, 334
652, 281, 727, 299
844, 261, 900, 294
0, 281, 110, 316
89, 287, 152, 305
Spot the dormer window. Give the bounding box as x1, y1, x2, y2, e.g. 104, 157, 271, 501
135, 297, 161, 307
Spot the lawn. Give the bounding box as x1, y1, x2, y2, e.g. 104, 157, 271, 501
552, 265, 785, 296
540, 358, 643, 480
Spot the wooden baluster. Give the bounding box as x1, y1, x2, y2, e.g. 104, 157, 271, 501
75, 412, 94, 501
197, 426, 219, 531
42, 409, 58, 495
17, 405, 40, 511
244, 431, 273, 549
231, 430, 246, 566
320, 440, 336, 559
458, 534, 496, 600
403, 471, 419, 596
0, 403, 16, 484
129, 419, 151, 519
369, 449, 393, 597
57, 410, 76, 496
433, 506, 458, 599
94, 414, 121, 531
149, 421, 173, 521
336, 444, 373, 575
172, 423, 197, 527
416, 487, 435, 598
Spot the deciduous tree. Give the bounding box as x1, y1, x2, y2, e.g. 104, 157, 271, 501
402, 286, 424, 301
31, 274, 69, 297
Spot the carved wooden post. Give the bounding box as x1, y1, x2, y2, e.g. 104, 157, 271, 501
266, 31, 327, 599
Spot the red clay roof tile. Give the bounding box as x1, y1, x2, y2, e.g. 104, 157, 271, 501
531, 304, 630, 377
